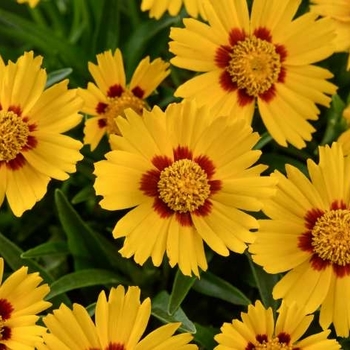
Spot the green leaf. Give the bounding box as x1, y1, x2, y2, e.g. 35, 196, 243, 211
0, 8, 86, 76
152, 291, 196, 334
21, 241, 69, 258
55, 189, 119, 271
247, 254, 279, 310
168, 269, 197, 315
321, 94, 347, 145
71, 186, 95, 205
55, 189, 148, 285
193, 271, 251, 306
0, 232, 54, 283
0, 232, 71, 307
259, 152, 308, 176
86, 302, 97, 317
92, 0, 121, 53
47, 268, 127, 300
123, 15, 179, 74
193, 323, 218, 350
46, 68, 73, 88
68, 2, 89, 45
253, 132, 273, 150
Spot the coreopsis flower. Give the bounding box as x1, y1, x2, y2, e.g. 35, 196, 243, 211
215, 300, 340, 350
141, 0, 206, 20
0, 51, 83, 217
93, 99, 276, 276
169, 0, 337, 149
0, 257, 51, 349
310, 0, 350, 70
16, 0, 40, 7
78, 48, 170, 151
249, 142, 350, 337
37, 285, 197, 350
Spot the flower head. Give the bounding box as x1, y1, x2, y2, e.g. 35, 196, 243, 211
0, 257, 51, 349
37, 285, 197, 350
141, 0, 207, 20
249, 142, 350, 337
169, 0, 337, 149
93, 99, 276, 276
0, 51, 83, 217
78, 48, 170, 151
310, 0, 350, 70
215, 300, 340, 349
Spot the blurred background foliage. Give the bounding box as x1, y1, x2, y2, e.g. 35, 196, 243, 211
0, 0, 350, 348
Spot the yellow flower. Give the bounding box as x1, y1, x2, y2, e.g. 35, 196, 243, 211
215, 300, 340, 350
0, 51, 83, 217
16, 0, 40, 7
310, 0, 350, 70
78, 48, 170, 151
249, 142, 350, 337
0, 257, 51, 349
169, 0, 337, 149
37, 285, 197, 350
141, 0, 207, 20
93, 99, 276, 276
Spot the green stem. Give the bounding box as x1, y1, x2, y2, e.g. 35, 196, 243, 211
28, 6, 47, 27
69, 0, 89, 44
42, 0, 66, 37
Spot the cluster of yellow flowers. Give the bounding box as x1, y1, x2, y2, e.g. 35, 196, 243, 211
0, 257, 341, 349
0, 258, 196, 349
2, 0, 350, 348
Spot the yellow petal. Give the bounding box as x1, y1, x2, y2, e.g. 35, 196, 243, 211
273, 261, 332, 313
88, 49, 126, 94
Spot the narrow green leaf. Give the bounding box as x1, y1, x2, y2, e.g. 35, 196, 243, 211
56, 189, 143, 283
253, 132, 273, 150
193, 323, 218, 350
71, 186, 95, 205
168, 269, 197, 315
92, 0, 121, 53
321, 94, 347, 145
41, 0, 67, 37
193, 271, 251, 306
123, 16, 179, 74
0, 232, 71, 307
46, 68, 73, 88
259, 152, 308, 176
86, 302, 97, 317
0, 8, 86, 76
152, 291, 196, 334
127, 0, 142, 27
21, 241, 69, 258
0, 232, 54, 283
55, 189, 117, 271
47, 268, 127, 300
247, 254, 279, 310
68, 0, 90, 42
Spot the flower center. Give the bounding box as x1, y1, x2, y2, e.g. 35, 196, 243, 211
157, 159, 210, 213
311, 209, 350, 266
105, 91, 145, 135
227, 36, 281, 96
254, 337, 293, 350
0, 110, 29, 162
